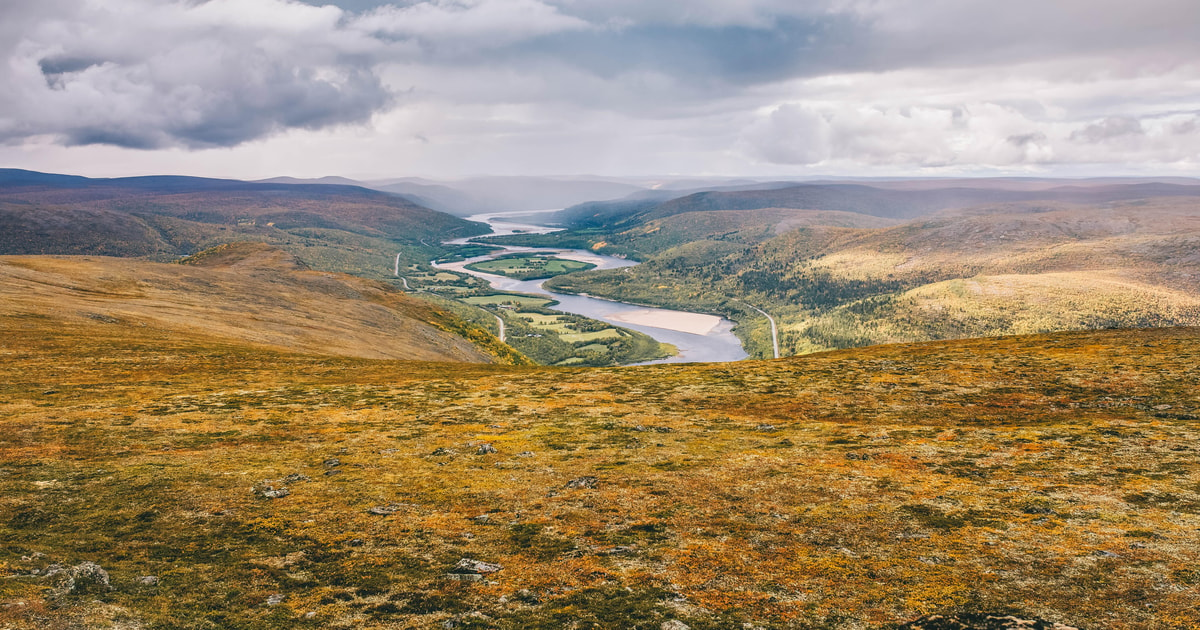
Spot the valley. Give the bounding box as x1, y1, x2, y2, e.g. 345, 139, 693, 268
3, 171, 1200, 629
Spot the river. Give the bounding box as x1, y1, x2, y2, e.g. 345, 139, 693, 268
433, 209, 749, 364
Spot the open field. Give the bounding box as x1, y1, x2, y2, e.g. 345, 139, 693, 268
465, 255, 596, 280
461, 294, 555, 309
1, 325, 1198, 628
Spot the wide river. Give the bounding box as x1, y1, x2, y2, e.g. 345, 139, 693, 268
434, 209, 749, 364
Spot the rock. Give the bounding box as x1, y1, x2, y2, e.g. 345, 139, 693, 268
662, 621, 691, 630
430, 447, 457, 456
845, 452, 871, 461
565, 476, 598, 489
476, 443, 498, 455
324, 469, 342, 476
634, 425, 674, 433
1093, 550, 1121, 558
514, 588, 541, 604
444, 573, 485, 582
266, 593, 285, 606
1022, 506, 1055, 515
49, 561, 112, 595
347, 538, 365, 546
754, 424, 778, 432
453, 558, 502, 574
253, 481, 290, 499
368, 503, 401, 515
136, 575, 159, 586
517, 451, 534, 457
898, 613, 1079, 630
597, 546, 635, 556
323, 458, 341, 468
472, 514, 491, 524
284, 473, 311, 483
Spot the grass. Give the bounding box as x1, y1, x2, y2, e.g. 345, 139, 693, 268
559, 330, 623, 343
465, 254, 596, 280
462, 294, 555, 308
2, 321, 1199, 628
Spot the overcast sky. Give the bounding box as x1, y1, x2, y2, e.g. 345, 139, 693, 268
1, 0, 1198, 180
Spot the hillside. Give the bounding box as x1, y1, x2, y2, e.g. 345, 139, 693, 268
539, 192, 1200, 357
554, 179, 1200, 229
1, 320, 1198, 628
0, 243, 522, 364
0, 170, 487, 279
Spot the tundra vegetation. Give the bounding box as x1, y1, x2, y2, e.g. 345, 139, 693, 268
1, 315, 1198, 629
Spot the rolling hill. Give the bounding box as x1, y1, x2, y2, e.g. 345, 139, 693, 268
0, 169, 487, 278
532, 184, 1200, 358
0, 242, 523, 364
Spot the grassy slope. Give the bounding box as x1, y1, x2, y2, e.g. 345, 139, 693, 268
1, 323, 1199, 629
0, 244, 524, 365
0, 182, 489, 280
546, 198, 1200, 358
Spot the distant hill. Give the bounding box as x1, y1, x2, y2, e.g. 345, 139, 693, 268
0, 243, 522, 363
556, 180, 1200, 228
0, 169, 487, 277
539, 182, 1200, 357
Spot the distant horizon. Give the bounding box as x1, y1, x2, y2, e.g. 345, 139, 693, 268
6, 166, 1200, 186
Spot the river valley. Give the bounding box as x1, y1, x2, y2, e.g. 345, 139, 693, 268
434, 210, 749, 364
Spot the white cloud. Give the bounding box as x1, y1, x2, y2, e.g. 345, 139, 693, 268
353, 0, 590, 50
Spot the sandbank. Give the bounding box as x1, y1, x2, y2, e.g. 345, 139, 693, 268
605, 309, 722, 335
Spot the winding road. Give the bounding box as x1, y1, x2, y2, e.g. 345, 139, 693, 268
744, 303, 780, 359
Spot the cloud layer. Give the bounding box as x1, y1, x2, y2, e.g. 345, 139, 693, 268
0, 0, 1198, 175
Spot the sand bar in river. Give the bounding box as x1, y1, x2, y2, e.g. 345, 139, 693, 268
605, 309, 722, 335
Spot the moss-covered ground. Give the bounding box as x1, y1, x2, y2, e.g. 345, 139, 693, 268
2, 320, 1199, 629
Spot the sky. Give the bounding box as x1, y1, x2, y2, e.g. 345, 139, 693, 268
0, 0, 1198, 180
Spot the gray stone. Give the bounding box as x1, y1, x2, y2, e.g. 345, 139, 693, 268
430, 447, 457, 456
754, 424, 778, 432
453, 558, 502, 574
565, 476, 598, 489
50, 561, 112, 595
136, 575, 159, 586
253, 481, 290, 499
662, 621, 691, 630
266, 593, 285, 606
476, 443, 498, 455
368, 503, 401, 515
444, 573, 485, 582
898, 613, 1079, 629
323, 458, 341, 468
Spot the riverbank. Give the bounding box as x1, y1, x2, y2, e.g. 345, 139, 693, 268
432, 210, 748, 364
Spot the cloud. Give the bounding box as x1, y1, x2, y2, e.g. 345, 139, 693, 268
1, 0, 1200, 176
0, 0, 392, 149
355, 0, 590, 53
